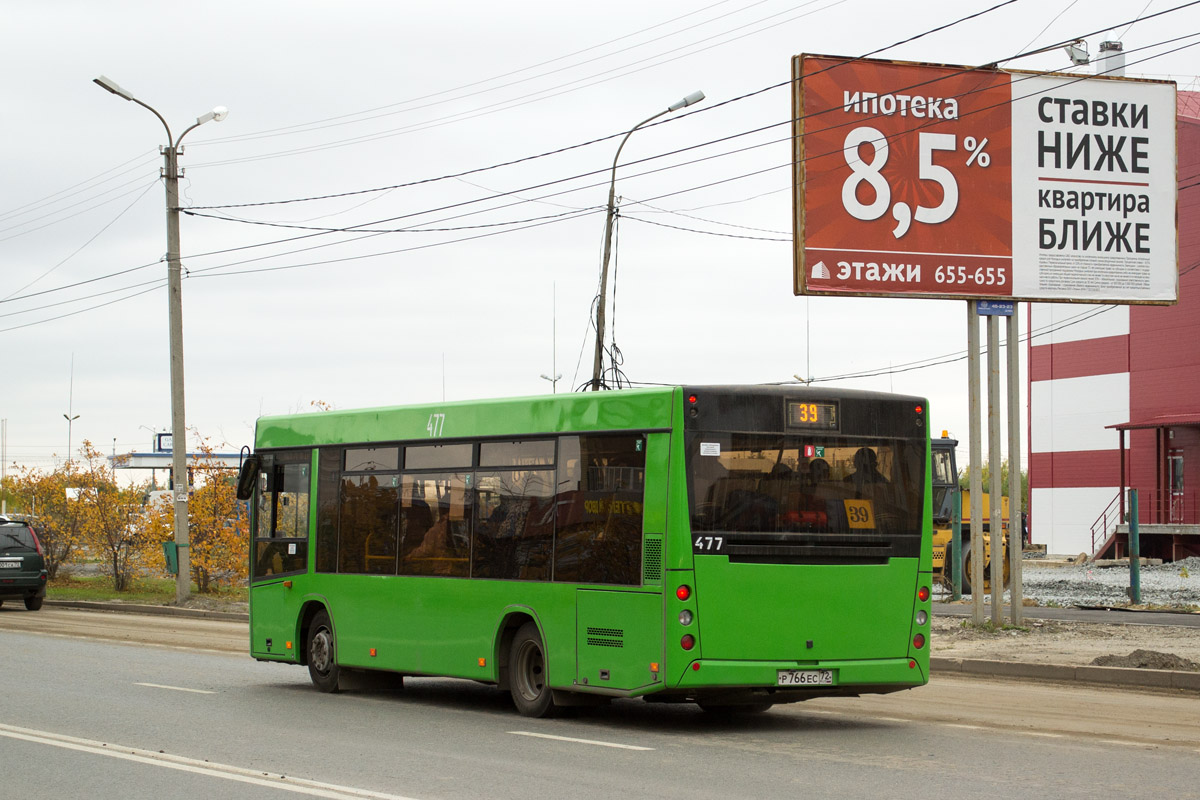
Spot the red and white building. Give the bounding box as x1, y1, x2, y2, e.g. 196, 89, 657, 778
1028, 91, 1200, 558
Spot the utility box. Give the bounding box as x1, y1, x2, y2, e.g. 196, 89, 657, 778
162, 541, 179, 575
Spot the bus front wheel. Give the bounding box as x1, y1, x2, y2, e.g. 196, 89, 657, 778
307, 610, 341, 693
510, 622, 557, 718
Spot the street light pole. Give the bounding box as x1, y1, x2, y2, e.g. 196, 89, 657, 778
63, 352, 78, 465
590, 90, 704, 391
94, 76, 227, 604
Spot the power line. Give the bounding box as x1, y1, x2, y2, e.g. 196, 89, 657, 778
197, 0, 770, 146
188, 0, 1024, 212
2, 182, 158, 301
180, 18, 1197, 255
3, 4, 1192, 329
187, 0, 852, 170
15, 27, 1188, 325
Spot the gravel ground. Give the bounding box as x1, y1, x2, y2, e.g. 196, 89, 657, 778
936, 556, 1200, 609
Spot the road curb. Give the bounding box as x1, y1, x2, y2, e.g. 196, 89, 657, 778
45, 599, 249, 622
40, 601, 1200, 691
932, 656, 1200, 691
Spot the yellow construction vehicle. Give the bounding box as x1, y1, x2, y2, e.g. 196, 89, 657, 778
931, 434, 1011, 594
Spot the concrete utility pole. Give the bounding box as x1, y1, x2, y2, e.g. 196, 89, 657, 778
591, 91, 704, 391
93, 76, 227, 604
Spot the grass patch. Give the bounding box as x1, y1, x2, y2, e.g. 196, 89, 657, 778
49, 574, 246, 606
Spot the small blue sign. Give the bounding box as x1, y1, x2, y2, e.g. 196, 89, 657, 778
977, 300, 1014, 316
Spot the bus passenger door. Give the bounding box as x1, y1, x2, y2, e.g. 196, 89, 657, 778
249, 451, 312, 661
575, 589, 662, 692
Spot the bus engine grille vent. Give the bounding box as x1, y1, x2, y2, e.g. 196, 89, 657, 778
586, 627, 624, 648
643, 535, 663, 583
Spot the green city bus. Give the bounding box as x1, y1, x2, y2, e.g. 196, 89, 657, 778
240, 385, 932, 716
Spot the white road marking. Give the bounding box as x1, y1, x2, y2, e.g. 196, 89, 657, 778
1019, 732, 1063, 738
944, 724, 984, 730
134, 682, 216, 694
508, 731, 654, 751
0, 722, 419, 800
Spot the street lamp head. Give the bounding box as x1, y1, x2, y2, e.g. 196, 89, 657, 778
196, 106, 230, 126
668, 90, 705, 112
1064, 40, 1090, 66
94, 75, 135, 101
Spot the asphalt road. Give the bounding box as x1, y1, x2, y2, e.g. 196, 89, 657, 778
3, 608, 1200, 799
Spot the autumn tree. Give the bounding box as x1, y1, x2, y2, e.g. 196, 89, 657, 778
77, 441, 159, 592
8, 461, 89, 579
143, 436, 250, 592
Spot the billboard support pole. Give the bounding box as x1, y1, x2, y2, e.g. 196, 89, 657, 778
987, 314, 1004, 625
1008, 306, 1024, 625
968, 301, 985, 624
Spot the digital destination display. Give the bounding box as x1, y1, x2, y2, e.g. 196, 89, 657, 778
786, 400, 839, 430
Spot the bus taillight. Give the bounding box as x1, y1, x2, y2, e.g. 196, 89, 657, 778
681, 634, 696, 651
913, 633, 926, 649
917, 586, 930, 602
676, 585, 691, 601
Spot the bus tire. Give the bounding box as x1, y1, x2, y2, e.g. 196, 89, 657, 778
307, 610, 341, 693
509, 621, 557, 718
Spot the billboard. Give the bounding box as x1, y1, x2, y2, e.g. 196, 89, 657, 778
792, 54, 1178, 303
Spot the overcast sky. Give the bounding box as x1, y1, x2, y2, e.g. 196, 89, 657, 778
2, 0, 1196, 474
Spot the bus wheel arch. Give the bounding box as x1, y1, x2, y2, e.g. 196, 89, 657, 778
494, 611, 537, 691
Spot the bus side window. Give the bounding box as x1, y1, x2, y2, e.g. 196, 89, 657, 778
554, 434, 645, 585
399, 473, 471, 577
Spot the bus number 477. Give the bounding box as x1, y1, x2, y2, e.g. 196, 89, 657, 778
427, 413, 446, 437
694, 535, 724, 552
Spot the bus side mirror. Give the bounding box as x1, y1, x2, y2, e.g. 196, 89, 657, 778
236, 455, 260, 501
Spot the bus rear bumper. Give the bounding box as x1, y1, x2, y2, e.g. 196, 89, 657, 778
669, 656, 928, 695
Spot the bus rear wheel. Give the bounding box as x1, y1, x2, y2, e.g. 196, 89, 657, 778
510, 622, 557, 718
307, 610, 341, 693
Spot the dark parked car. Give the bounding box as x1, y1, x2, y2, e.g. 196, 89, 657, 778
0, 517, 47, 611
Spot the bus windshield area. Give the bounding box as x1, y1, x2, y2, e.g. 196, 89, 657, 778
686, 432, 924, 537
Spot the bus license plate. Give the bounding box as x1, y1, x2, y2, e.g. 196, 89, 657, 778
777, 669, 833, 686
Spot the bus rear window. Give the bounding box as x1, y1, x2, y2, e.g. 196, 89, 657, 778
686, 433, 923, 537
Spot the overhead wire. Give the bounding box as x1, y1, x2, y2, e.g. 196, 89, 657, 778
2, 182, 159, 301
195, 1, 758, 144
5, 32, 1186, 329
0, 151, 158, 224
187, 0, 1025, 213
180, 21, 1199, 254
4, 2, 1194, 331
188, 0, 852, 169
7, 28, 1191, 324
